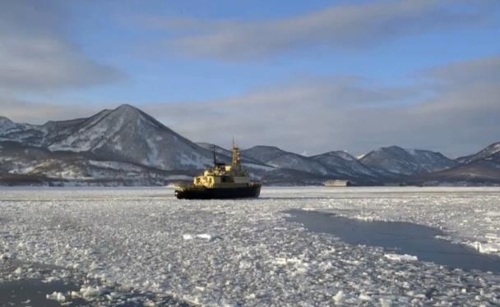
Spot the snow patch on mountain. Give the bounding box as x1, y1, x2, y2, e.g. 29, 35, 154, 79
311, 151, 379, 180
334, 151, 357, 162
457, 142, 500, 164
0, 116, 16, 132
242, 146, 287, 163
46, 107, 130, 152
361, 146, 457, 176
243, 146, 331, 176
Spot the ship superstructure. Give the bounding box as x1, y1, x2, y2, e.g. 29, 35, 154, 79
174, 143, 261, 199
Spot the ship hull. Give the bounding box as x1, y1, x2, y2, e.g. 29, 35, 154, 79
175, 184, 261, 200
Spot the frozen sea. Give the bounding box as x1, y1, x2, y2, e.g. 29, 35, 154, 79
1, 186, 500, 306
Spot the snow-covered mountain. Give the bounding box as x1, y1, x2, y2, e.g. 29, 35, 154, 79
241, 146, 387, 184
242, 146, 332, 176
414, 143, 500, 185
1, 105, 217, 171
415, 151, 500, 185
310, 151, 381, 182
0, 116, 45, 146
0, 105, 271, 185
456, 142, 500, 164
241, 146, 289, 163
0, 117, 16, 132
0, 141, 193, 186
360, 146, 458, 176
1, 104, 498, 186
45, 104, 217, 170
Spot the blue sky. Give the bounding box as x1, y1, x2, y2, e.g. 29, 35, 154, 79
1, 0, 500, 157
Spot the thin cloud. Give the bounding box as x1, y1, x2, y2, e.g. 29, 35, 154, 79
0, 99, 102, 124
142, 55, 500, 157
0, 0, 124, 92
143, 0, 495, 60
421, 54, 500, 86
2, 55, 499, 158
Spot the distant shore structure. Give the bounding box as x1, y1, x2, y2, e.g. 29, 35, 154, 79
324, 180, 352, 187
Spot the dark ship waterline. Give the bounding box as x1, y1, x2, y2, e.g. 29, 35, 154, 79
174, 144, 261, 199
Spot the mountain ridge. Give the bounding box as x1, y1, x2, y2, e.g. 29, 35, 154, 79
456, 142, 500, 164
0, 104, 498, 186
360, 146, 458, 176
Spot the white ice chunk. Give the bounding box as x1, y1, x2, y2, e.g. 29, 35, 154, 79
472, 241, 500, 254
46, 291, 66, 302
196, 233, 212, 240
333, 290, 343, 303
42, 276, 60, 283
359, 293, 372, 301
384, 253, 418, 262
80, 286, 106, 298
70, 291, 81, 298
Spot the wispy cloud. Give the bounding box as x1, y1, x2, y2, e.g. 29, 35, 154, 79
2, 55, 498, 157
0, 98, 102, 124
142, 0, 495, 60
141, 54, 500, 157
0, 0, 124, 92
422, 54, 500, 86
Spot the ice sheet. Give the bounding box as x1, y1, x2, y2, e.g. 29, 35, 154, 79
1, 186, 499, 305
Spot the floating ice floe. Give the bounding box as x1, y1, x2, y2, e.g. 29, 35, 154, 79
332, 290, 343, 303
183, 233, 220, 241
471, 241, 500, 254
384, 253, 418, 262
196, 233, 212, 240
42, 276, 60, 283
182, 234, 194, 240
46, 291, 66, 302
1, 187, 500, 306
80, 285, 107, 298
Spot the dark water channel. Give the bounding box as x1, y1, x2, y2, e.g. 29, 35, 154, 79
0, 258, 195, 307
286, 210, 500, 274
0, 279, 87, 307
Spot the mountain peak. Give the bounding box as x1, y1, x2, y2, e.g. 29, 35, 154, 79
0, 116, 13, 123
0, 116, 16, 132
317, 150, 356, 161
485, 141, 500, 152
381, 145, 405, 152
333, 150, 357, 161
113, 104, 141, 115
457, 141, 500, 164
249, 145, 282, 151
361, 145, 456, 175
242, 145, 288, 163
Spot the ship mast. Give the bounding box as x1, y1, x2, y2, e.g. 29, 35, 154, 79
232, 139, 241, 166
211, 145, 217, 166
